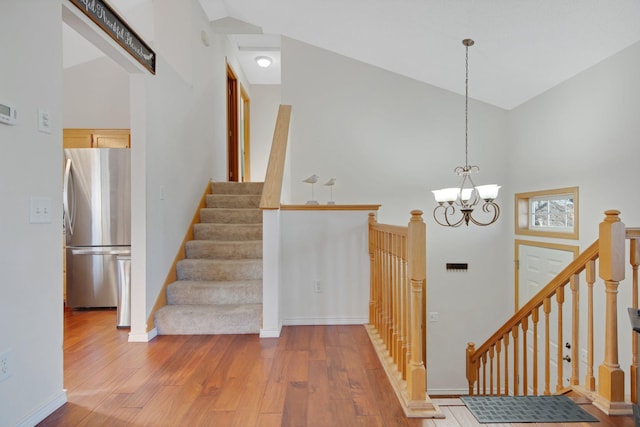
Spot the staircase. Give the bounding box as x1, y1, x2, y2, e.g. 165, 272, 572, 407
154, 181, 264, 335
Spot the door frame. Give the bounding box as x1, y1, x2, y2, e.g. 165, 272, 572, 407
240, 85, 251, 182
226, 64, 239, 182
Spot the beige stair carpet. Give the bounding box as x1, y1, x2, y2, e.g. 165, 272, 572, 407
155, 181, 263, 335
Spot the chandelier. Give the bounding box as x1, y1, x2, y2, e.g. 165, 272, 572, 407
432, 39, 501, 227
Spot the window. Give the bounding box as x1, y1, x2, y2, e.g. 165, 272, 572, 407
515, 187, 578, 239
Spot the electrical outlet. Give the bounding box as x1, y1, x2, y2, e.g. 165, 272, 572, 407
0, 349, 11, 382
428, 312, 439, 322
313, 280, 321, 293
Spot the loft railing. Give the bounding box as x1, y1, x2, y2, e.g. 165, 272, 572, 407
259, 104, 291, 210
366, 210, 441, 418
466, 210, 640, 415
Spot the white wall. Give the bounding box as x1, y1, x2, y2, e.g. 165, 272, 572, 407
280, 37, 511, 393
506, 41, 640, 392
63, 56, 130, 128
280, 210, 371, 325
131, 0, 241, 334
248, 84, 281, 182
0, 1, 66, 426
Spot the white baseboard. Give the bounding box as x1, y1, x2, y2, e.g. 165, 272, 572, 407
16, 389, 67, 427
260, 323, 282, 338
282, 316, 368, 326
427, 388, 469, 396
128, 327, 157, 342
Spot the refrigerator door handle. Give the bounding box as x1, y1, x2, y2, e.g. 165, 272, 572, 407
63, 158, 75, 238
71, 248, 131, 256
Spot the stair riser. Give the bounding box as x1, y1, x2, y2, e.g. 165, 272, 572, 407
177, 260, 262, 281
210, 182, 264, 195
167, 282, 262, 305
206, 195, 261, 208
155, 305, 261, 335
200, 208, 262, 224
193, 224, 262, 241
185, 241, 262, 260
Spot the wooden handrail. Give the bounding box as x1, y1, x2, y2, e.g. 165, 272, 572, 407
467, 211, 639, 415
470, 240, 599, 358
259, 105, 292, 209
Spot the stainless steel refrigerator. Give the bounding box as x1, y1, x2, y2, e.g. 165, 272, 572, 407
63, 148, 131, 308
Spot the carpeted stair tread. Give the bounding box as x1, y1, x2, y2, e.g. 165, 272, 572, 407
155, 304, 261, 335
193, 223, 262, 240
185, 240, 262, 259
156, 181, 264, 336
177, 258, 262, 281
199, 208, 262, 224
210, 181, 264, 195
206, 194, 261, 209
167, 280, 262, 305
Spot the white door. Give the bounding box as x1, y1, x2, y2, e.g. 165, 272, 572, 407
517, 242, 575, 395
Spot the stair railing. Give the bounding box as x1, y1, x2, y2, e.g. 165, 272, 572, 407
259, 104, 291, 210
366, 211, 441, 418
466, 210, 640, 415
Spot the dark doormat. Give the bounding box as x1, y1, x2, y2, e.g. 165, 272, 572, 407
460, 395, 598, 423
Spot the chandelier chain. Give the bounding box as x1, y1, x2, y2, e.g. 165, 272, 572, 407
465, 41, 469, 168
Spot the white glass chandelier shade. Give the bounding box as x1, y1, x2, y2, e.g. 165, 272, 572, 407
432, 39, 501, 227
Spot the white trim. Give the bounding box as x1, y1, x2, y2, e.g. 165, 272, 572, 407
16, 390, 67, 427
427, 388, 469, 396
260, 324, 282, 338
128, 327, 157, 342
282, 316, 368, 326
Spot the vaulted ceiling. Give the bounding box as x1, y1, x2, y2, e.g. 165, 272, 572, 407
65, 0, 640, 110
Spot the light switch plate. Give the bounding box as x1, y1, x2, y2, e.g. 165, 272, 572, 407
38, 109, 52, 134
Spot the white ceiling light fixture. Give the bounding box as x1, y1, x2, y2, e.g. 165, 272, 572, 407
432, 39, 501, 227
255, 55, 272, 68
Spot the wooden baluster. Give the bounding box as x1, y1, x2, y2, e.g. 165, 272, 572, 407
585, 260, 596, 391
496, 339, 502, 395
368, 214, 376, 325
391, 233, 398, 366
377, 230, 383, 332
544, 297, 551, 395
400, 236, 410, 380
489, 345, 495, 395
532, 306, 539, 395
482, 352, 487, 395
631, 239, 639, 403
512, 325, 519, 395
467, 342, 477, 395
504, 333, 510, 395
556, 286, 565, 393
522, 316, 529, 395
406, 211, 426, 401
386, 232, 393, 350
570, 274, 580, 386
597, 210, 626, 406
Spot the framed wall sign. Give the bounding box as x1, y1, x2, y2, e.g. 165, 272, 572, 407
69, 0, 156, 74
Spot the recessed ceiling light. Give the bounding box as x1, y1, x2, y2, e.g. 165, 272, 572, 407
255, 56, 272, 68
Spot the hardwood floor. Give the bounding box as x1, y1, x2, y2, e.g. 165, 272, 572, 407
39, 309, 635, 426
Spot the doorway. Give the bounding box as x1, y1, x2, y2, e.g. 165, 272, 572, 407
227, 65, 239, 182
515, 240, 578, 394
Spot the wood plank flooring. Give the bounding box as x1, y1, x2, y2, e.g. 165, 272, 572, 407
39, 309, 635, 426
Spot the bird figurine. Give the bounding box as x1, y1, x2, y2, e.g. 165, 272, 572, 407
303, 174, 320, 204
324, 178, 336, 205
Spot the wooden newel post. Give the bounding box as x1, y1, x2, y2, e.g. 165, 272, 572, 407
406, 210, 426, 401
369, 213, 377, 325
598, 210, 625, 405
